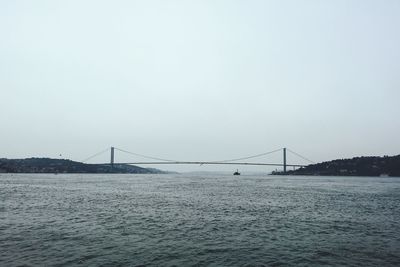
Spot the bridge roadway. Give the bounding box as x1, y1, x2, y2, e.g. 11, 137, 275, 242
100, 161, 306, 167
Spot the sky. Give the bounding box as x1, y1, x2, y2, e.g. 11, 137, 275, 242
1, 0, 399, 172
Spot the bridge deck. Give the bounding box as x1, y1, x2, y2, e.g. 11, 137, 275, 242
99, 162, 306, 167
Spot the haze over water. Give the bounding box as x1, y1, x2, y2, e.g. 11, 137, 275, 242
1, 174, 399, 266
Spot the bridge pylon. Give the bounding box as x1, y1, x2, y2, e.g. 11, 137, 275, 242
283, 147, 287, 173
110, 146, 115, 171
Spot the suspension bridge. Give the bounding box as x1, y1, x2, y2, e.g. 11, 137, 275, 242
81, 147, 314, 173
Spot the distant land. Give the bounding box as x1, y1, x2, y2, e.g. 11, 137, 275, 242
273, 155, 400, 177
0, 158, 168, 174
1, 155, 400, 177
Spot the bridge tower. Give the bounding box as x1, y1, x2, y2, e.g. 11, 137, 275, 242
110, 146, 115, 170
283, 147, 287, 174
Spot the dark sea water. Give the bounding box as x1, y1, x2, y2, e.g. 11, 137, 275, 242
1, 174, 399, 266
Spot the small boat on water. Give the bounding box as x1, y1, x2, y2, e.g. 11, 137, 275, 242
233, 169, 240, 175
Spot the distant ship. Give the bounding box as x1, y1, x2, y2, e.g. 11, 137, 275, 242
233, 169, 240, 175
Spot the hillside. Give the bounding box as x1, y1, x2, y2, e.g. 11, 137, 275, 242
0, 158, 167, 174
274, 155, 400, 177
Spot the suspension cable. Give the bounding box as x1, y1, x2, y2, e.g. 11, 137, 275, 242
286, 148, 315, 164
81, 147, 110, 163
114, 147, 283, 163
114, 147, 178, 162
210, 148, 283, 163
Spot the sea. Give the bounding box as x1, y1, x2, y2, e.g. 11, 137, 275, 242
1, 174, 399, 266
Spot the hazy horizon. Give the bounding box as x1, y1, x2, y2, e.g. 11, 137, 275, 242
1, 0, 399, 172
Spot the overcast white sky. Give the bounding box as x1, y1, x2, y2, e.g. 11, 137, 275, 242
1, 0, 399, 172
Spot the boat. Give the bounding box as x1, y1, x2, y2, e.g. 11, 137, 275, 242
233, 169, 240, 175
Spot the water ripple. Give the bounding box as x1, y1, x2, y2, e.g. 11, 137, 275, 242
1, 174, 400, 266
